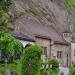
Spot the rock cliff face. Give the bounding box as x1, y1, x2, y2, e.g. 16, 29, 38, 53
9, 0, 74, 33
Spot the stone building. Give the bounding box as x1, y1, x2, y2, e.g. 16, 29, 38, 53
63, 24, 75, 66
13, 18, 70, 66
51, 41, 70, 67
71, 41, 75, 66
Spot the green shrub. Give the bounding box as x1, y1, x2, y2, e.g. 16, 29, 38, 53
48, 59, 59, 75
0, 64, 4, 75
70, 66, 75, 75
40, 62, 48, 75
21, 45, 43, 75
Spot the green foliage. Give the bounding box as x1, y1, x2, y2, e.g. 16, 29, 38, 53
63, 0, 75, 15
0, 0, 12, 32
0, 0, 12, 17
0, 64, 4, 75
0, 19, 9, 32
0, 61, 22, 75
40, 62, 49, 75
16, 60, 22, 75
21, 45, 43, 75
0, 32, 22, 56
48, 59, 59, 75
70, 66, 75, 75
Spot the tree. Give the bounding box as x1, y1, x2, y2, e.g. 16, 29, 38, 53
21, 45, 43, 75
0, 32, 22, 61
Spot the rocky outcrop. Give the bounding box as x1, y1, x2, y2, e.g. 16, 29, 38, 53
8, 0, 71, 33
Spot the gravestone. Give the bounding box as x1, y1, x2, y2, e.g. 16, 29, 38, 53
3, 58, 10, 75
3, 69, 10, 75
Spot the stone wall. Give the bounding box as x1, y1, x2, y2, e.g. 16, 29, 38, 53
51, 43, 70, 67
71, 42, 75, 66
35, 37, 51, 61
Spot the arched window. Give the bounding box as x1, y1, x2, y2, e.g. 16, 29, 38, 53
57, 51, 62, 59
25, 43, 32, 48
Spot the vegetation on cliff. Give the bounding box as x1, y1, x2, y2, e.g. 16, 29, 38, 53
64, 0, 75, 15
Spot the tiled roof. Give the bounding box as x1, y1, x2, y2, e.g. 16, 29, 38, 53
11, 31, 35, 42
14, 18, 69, 45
